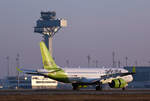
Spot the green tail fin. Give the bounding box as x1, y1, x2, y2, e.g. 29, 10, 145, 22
40, 41, 58, 70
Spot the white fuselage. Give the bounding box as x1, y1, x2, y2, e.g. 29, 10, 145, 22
63, 67, 133, 84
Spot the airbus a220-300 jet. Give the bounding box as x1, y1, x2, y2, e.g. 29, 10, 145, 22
17, 41, 136, 90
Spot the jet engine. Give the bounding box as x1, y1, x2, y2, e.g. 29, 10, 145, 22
109, 78, 127, 88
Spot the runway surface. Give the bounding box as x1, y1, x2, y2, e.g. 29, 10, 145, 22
0, 89, 150, 101
0, 89, 150, 95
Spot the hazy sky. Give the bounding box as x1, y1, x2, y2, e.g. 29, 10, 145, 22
0, 0, 150, 77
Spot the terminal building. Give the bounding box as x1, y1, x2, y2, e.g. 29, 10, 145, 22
1, 76, 57, 89
31, 76, 57, 89
124, 66, 150, 88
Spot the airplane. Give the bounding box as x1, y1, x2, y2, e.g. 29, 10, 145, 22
17, 41, 136, 90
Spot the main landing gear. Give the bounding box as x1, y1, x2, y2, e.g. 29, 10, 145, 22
95, 82, 102, 91
72, 83, 79, 90
96, 85, 102, 90
72, 83, 103, 91
122, 87, 125, 91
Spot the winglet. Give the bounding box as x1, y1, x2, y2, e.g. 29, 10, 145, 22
16, 67, 23, 72
132, 66, 136, 74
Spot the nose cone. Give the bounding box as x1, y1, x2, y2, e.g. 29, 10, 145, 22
123, 75, 133, 83
128, 75, 133, 82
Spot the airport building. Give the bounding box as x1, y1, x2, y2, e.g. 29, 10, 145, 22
31, 76, 57, 89
124, 66, 150, 88
1, 76, 58, 89
2, 76, 31, 89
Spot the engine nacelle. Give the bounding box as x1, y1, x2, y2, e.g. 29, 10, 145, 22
109, 78, 127, 88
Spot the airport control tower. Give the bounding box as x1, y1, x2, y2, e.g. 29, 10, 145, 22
34, 11, 67, 55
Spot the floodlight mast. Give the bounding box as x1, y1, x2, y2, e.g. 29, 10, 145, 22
34, 11, 67, 55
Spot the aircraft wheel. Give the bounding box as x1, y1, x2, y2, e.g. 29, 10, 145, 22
72, 84, 79, 90
96, 85, 102, 91
122, 87, 125, 91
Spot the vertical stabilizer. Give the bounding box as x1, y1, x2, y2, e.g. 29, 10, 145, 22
40, 41, 58, 70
